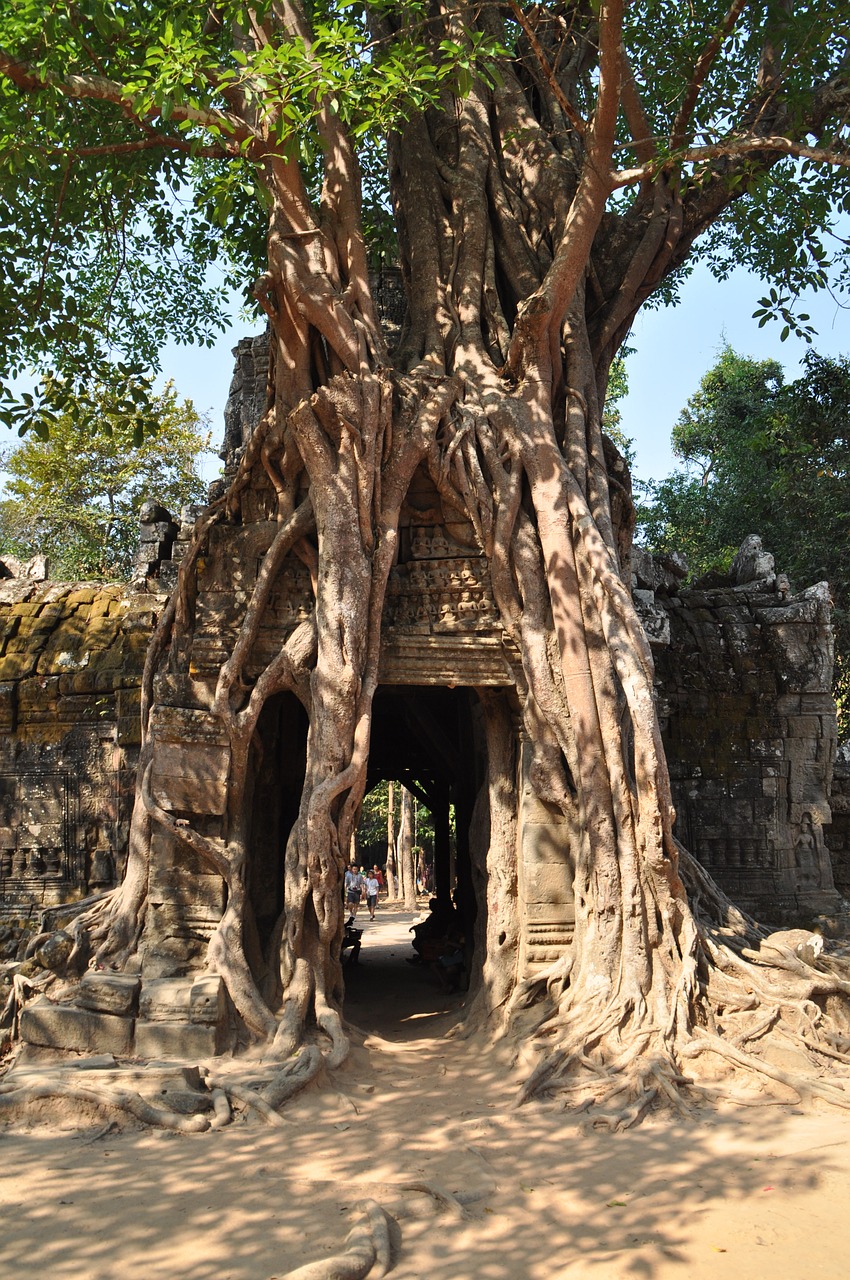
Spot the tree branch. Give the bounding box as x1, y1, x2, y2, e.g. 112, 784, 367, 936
506, 0, 623, 382
508, 1, 587, 137
618, 48, 657, 168
613, 135, 850, 188
670, 0, 750, 151
0, 48, 257, 152
45, 136, 230, 161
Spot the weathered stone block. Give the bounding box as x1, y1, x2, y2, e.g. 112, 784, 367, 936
189, 975, 228, 1026
134, 1020, 225, 1059
0, 651, 38, 679
525, 900, 575, 925
520, 821, 574, 866
140, 521, 177, 542
76, 972, 141, 1017
139, 978, 195, 1022
0, 681, 16, 732
522, 861, 575, 906
139, 975, 227, 1026
150, 740, 231, 815
84, 617, 123, 647
20, 997, 134, 1055
148, 869, 226, 916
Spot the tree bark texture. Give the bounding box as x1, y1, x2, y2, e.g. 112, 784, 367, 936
386, 780, 397, 902
398, 787, 418, 912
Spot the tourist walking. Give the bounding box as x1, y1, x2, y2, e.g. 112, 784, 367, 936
344, 864, 363, 919
364, 871, 380, 920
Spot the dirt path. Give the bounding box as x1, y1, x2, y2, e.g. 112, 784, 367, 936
2, 904, 849, 1279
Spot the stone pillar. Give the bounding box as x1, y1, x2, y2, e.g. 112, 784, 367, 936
433, 787, 452, 905
516, 737, 579, 975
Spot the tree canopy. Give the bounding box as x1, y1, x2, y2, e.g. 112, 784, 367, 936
1, 0, 849, 432
0, 382, 212, 578
639, 343, 850, 728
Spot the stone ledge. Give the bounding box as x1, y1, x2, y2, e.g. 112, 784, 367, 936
134, 1019, 228, 1059
20, 997, 134, 1056
76, 972, 141, 1017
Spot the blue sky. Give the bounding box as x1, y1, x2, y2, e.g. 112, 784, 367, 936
619, 261, 848, 483
154, 263, 847, 489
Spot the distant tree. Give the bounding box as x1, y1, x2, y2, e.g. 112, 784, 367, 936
639, 345, 850, 728
0, 384, 212, 579
397, 786, 417, 911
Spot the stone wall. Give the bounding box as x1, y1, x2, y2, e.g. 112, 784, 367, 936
827, 746, 850, 895
0, 576, 164, 949
1, 530, 842, 958
635, 537, 842, 918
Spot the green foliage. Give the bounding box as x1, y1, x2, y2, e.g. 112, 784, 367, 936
357, 779, 435, 865
602, 349, 635, 467
1, 0, 849, 431
0, 382, 212, 579
638, 345, 850, 731
618, 0, 850, 328
0, 1, 510, 431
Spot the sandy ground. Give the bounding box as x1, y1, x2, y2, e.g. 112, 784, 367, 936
2, 902, 850, 1279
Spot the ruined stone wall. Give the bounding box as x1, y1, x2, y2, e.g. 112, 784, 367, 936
638, 539, 841, 920
0, 577, 165, 949
826, 746, 850, 896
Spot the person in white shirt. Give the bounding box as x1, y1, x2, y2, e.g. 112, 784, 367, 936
364, 873, 380, 920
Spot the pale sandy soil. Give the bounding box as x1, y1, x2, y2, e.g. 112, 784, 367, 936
2, 903, 849, 1279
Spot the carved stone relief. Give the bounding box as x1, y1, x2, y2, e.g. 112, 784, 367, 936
0, 772, 77, 891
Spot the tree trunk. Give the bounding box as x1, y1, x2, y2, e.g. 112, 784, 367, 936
385, 780, 397, 901
398, 786, 417, 912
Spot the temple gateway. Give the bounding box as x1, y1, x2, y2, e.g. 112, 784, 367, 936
0, 337, 845, 1058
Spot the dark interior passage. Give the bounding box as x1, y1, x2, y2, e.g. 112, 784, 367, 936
246, 684, 491, 1032
341, 906, 468, 1041
365, 685, 486, 921
346, 685, 488, 1033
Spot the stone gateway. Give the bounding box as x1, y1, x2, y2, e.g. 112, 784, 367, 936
0, 343, 844, 1062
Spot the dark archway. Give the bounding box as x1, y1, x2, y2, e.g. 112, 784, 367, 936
344, 684, 494, 1035
246, 691, 308, 987
366, 686, 487, 929
247, 683, 501, 1032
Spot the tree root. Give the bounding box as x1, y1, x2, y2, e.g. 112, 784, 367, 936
205, 1043, 324, 1127
261, 1045, 323, 1107
281, 1199, 393, 1280
517, 915, 850, 1126
390, 1180, 468, 1220
216, 1082, 293, 1128
0, 1041, 326, 1134
278, 1180, 491, 1280
210, 1087, 232, 1129
0, 1079, 210, 1132
680, 1031, 850, 1110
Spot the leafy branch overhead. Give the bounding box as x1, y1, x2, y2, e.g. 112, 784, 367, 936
0, 0, 848, 432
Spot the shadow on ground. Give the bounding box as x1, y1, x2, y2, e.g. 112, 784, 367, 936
1, 902, 846, 1280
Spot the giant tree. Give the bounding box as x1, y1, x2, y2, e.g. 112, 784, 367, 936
3, 1, 850, 1121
